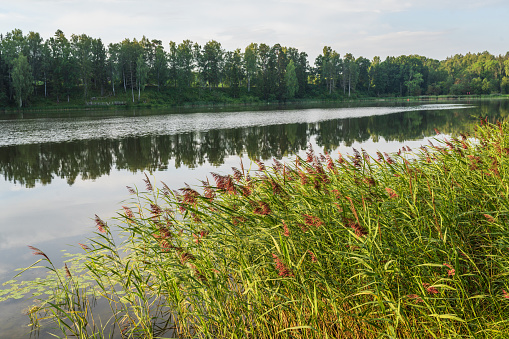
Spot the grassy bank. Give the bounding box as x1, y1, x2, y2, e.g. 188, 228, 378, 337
2, 85, 509, 113
4, 119, 509, 338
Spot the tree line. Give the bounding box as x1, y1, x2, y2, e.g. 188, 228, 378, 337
2, 28, 509, 108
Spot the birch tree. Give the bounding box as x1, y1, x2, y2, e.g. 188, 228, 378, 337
12, 54, 33, 107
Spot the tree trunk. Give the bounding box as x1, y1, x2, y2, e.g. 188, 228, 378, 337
348, 73, 351, 97
19, 97, 22, 108
8, 71, 13, 100
248, 76, 251, 92
123, 70, 127, 93
130, 67, 134, 103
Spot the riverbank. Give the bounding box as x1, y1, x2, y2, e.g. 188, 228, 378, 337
2, 90, 509, 114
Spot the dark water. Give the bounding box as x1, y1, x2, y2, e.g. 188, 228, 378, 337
0, 100, 507, 337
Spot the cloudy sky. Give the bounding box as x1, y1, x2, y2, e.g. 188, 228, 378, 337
1, 0, 508, 62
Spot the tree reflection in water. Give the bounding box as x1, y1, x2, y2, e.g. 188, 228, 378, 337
1, 101, 508, 188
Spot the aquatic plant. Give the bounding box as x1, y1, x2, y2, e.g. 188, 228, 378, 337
4, 120, 509, 338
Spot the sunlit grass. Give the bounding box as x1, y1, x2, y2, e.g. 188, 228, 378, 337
4, 118, 509, 338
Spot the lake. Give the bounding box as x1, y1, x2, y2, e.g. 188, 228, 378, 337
0, 99, 507, 337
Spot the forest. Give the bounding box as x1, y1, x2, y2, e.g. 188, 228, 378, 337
1, 28, 509, 108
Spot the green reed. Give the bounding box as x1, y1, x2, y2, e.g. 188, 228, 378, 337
8, 119, 509, 338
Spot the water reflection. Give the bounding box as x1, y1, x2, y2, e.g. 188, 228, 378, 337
1, 102, 507, 187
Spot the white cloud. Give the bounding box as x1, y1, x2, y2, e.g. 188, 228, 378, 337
1, 0, 508, 61
280, 0, 412, 13
365, 30, 447, 43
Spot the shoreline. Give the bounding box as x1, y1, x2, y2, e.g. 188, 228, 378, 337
1, 94, 508, 114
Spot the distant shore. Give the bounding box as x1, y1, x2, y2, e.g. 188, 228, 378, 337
2, 93, 508, 114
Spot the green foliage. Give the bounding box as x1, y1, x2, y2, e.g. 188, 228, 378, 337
405, 71, 423, 96
198, 40, 223, 90
2, 28, 509, 108
12, 54, 33, 107
136, 54, 148, 101
244, 43, 258, 92
501, 77, 509, 94
5, 120, 509, 338
285, 59, 298, 98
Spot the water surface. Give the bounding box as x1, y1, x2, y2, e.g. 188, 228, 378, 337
0, 100, 507, 337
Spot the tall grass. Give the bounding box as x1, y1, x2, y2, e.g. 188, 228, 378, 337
12, 119, 509, 338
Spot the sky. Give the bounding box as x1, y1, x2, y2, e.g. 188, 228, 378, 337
1, 0, 508, 62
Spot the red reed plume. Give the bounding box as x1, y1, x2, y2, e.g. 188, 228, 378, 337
28, 245, 50, 262
64, 263, 71, 278
443, 263, 455, 277
306, 143, 315, 163
308, 250, 317, 263
232, 167, 243, 181
255, 159, 266, 171
423, 283, 439, 294
143, 173, 153, 192
123, 206, 134, 219
78, 243, 91, 251
484, 214, 495, 223
94, 215, 107, 233
303, 214, 324, 228
385, 187, 398, 199
272, 253, 293, 277
283, 222, 290, 237
407, 294, 423, 303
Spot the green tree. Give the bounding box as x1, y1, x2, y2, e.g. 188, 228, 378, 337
287, 48, 308, 97
356, 57, 370, 93
12, 54, 33, 107
107, 43, 120, 96
342, 53, 359, 96
258, 43, 277, 100
317, 46, 340, 94
404, 71, 424, 96
369, 56, 387, 96
501, 76, 509, 94
25, 31, 43, 95
180, 40, 196, 88
244, 43, 258, 92
40, 40, 52, 97
153, 45, 168, 91
71, 34, 93, 98
168, 41, 178, 87
118, 38, 144, 102
48, 29, 77, 102
223, 49, 244, 97
136, 54, 148, 101
91, 38, 107, 96
285, 59, 298, 98
273, 44, 288, 101
171, 40, 195, 88
1, 29, 27, 101
199, 40, 223, 90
